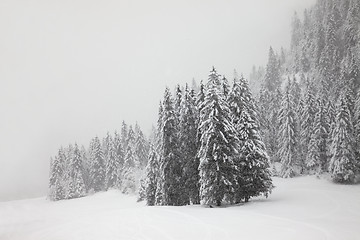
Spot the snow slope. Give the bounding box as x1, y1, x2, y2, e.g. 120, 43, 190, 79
1, 176, 359, 240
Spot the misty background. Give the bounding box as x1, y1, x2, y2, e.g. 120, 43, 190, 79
0, 0, 315, 201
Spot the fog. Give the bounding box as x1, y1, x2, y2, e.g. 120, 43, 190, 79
0, 0, 316, 201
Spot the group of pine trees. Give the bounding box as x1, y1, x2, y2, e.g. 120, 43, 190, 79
49, 122, 150, 201
255, 0, 360, 183
143, 68, 273, 207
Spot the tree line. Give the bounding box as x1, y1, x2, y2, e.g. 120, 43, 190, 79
254, 0, 360, 182
49, 123, 150, 201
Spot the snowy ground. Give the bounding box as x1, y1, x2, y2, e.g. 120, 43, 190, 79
1, 176, 360, 240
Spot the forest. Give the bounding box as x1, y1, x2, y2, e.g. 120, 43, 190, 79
49, 0, 360, 205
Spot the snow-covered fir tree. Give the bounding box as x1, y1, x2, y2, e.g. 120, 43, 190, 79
263, 46, 281, 92
154, 102, 164, 205
145, 146, 158, 206
121, 126, 137, 194
113, 131, 124, 188
179, 84, 200, 204
134, 127, 149, 170
301, 79, 317, 172
278, 79, 299, 178
69, 143, 86, 198
63, 144, 74, 199
228, 76, 273, 203
120, 121, 128, 151
49, 153, 65, 201
306, 95, 330, 174
329, 91, 357, 183
158, 88, 183, 206
197, 67, 239, 206
105, 133, 119, 189
80, 145, 91, 192
258, 84, 282, 163
89, 136, 105, 192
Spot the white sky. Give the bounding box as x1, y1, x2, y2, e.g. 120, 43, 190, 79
0, 0, 316, 201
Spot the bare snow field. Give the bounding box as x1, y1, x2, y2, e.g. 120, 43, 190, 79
1, 176, 359, 240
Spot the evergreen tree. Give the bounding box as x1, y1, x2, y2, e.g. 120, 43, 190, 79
63, 145, 74, 198
80, 145, 91, 192
263, 46, 281, 92
121, 143, 137, 194
278, 80, 299, 178
158, 87, 182, 206
134, 128, 149, 170
89, 136, 105, 192
105, 134, 119, 189
120, 121, 128, 151
69, 143, 86, 198
155, 102, 164, 205
179, 84, 200, 205
197, 68, 239, 206
306, 97, 329, 174
174, 84, 183, 115
300, 79, 317, 171
137, 177, 147, 202
113, 131, 124, 188
290, 76, 302, 106
121, 126, 137, 193
49, 153, 65, 201
196, 80, 206, 149
296, 96, 305, 165
329, 92, 357, 183
228, 77, 273, 203
145, 146, 158, 206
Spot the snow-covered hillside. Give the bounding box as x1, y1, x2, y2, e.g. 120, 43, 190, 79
1, 176, 359, 240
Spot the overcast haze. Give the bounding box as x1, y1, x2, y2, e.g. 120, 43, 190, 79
0, 0, 316, 201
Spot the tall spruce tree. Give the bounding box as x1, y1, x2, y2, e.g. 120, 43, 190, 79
105, 134, 119, 189
306, 97, 329, 174
70, 143, 86, 198
121, 126, 137, 193
154, 102, 164, 205
134, 128, 149, 170
145, 146, 158, 206
113, 131, 124, 188
89, 136, 105, 192
80, 145, 91, 192
278, 80, 299, 178
329, 91, 357, 183
179, 84, 200, 205
49, 153, 65, 201
158, 87, 183, 206
197, 68, 239, 206
300, 79, 316, 172
228, 77, 273, 203
264, 46, 281, 92
120, 121, 128, 151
